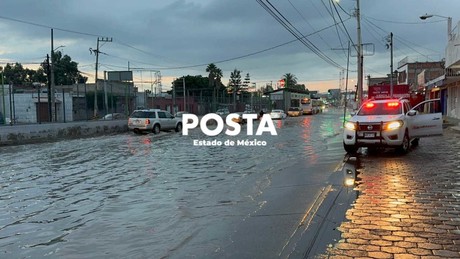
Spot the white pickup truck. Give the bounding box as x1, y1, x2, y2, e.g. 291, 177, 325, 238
343, 98, 443, 154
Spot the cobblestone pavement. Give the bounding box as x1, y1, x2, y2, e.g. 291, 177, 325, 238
324, 128, 460, 259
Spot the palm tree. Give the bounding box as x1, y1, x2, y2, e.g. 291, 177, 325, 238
283, 73, 298, 88
206, 63, 223, 110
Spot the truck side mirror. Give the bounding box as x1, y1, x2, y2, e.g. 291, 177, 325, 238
407, 110, 417, 116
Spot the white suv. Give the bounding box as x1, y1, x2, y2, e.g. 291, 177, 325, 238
128, 109, 182, 134
343, 98, 442, 154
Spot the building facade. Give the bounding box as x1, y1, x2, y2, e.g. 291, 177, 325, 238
444, 21, 460, 120
396, 60, 445, 92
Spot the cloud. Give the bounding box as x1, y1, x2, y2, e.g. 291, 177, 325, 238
1, 0, 459, 92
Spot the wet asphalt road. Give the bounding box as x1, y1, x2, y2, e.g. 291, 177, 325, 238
0, 108, 349, 259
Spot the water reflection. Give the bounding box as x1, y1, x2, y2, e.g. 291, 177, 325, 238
0, 109, 348, 258
342, 156, 358, 188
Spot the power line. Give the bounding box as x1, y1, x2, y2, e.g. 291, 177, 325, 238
365, 16, 444, 25
362, 17, 439, 60
256, 0, 345, 70
109, 20, 350, 70
287, 0, 348, 63
0, 15, 107, 38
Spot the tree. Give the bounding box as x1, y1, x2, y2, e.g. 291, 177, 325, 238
291, 84, 307, 91
242, 73, 250, 90
261, 83, 274, 93
206, 63, 223, 89
206, 63, 224, 110
1, 52, 85, 88
228, 68, 242, 110
283, 73, 297, 88
28, 67, 47, 83
45, 50, 82, 85
3, 63, 27, 85
170, 75, 209, 96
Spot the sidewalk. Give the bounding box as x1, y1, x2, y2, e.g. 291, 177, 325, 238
323, 127, 460, 258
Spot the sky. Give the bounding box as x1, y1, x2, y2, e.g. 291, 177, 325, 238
0, 0, 459, 93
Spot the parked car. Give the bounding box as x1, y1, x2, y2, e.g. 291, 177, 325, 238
216, 108, 230, 116
343, 98, 443, 154
287, 107, 302, 117
128, 109, 182, 134
270, 109, 287, 120
100, 113, 127, 120
174, 111, 189, 118
175, 111, 195, 123
243, 109, 256, 114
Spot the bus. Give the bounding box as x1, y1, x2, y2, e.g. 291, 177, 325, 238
312, 99, 324, 114
301, 98, 313, 115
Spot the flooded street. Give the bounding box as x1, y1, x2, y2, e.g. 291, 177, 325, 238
0, 108, 348, 258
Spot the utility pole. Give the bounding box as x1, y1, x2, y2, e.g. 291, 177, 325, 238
90, 37, 112, 118
172, 80, 176, 113
104, 71, 109, 114
50, 29, 56, 122
46, 54, 52, 122
356, 0, 363, 107
344, 41, 351, 122
0, 67, 5, 125
387, 32, 394, 97
182, 77, 186, 111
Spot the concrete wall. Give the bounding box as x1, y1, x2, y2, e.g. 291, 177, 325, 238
0, 89, 73, 123
0, 120, 128, 146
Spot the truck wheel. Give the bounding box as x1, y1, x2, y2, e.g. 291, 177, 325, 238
175, 122, 182, 133
397, 131, 410, 154
152, 124, 161, 134
343, 142, 358, 154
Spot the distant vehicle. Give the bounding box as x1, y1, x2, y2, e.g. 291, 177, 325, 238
343, 98, 443, 154
175, 111, 194, 123
174, 111, 190, 118
368, 84, 424, 107
300, 98, 313, 115
287, 107, 302, 117
216, 108, 230, 116
231, 112, 246, 124
270, 109, 287, 120
100, 113, 127, 120
128, 109, 182, 134
312, 99, 324, 114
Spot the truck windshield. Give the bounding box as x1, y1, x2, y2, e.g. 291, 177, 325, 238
357, 102, 402, 116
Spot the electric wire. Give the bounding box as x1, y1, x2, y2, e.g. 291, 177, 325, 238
256, 0, 345, 70
288, 0, 348, 63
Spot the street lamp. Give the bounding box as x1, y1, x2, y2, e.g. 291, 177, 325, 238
54, 45, 65, 51
420, 13, 452, 41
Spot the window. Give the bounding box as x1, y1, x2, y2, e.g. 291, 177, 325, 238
413, 100, 441, 114
358, 102, 403, 116
158, 112, 167, 118
130, 111, 157, 118
147, 112, 157, 118
403, 102, 411, 114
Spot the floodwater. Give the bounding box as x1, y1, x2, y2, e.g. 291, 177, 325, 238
0, 108, 347, 258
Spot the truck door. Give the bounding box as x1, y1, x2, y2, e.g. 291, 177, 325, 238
407, 99, 443, 138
